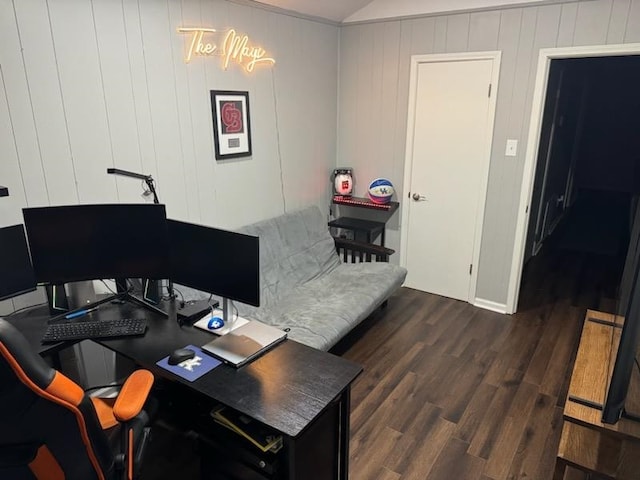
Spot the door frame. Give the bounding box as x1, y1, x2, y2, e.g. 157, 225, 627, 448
400, 51, 501, 304
507, 43, 640, 314
531, 66, 565, 257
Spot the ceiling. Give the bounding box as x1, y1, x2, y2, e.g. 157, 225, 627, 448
252, 0, 576, 23
251, 0, 372, 23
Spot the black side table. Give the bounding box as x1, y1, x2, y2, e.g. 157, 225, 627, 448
328, 217, 387, 247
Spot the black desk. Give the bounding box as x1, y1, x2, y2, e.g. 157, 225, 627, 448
7, 300, 362, 480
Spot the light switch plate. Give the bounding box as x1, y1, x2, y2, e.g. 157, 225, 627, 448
505, 139, 518, 157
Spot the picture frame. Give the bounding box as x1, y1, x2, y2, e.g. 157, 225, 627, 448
210, 90, 252, 160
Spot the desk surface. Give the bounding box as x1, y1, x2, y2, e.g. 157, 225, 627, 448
7, 299, 362, 439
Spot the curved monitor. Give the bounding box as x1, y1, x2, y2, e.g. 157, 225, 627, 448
22, 204, 169, 285
167, 219, 259, 307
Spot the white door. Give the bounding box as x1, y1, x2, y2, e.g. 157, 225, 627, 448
402, 54, 499, 302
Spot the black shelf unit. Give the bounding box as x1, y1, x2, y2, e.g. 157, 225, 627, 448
330, 196, 399, 248
328, 217, 386, 247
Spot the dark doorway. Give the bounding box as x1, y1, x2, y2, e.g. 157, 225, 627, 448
519, 55, 640, 313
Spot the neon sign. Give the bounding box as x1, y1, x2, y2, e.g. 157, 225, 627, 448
177, 27, 275, 73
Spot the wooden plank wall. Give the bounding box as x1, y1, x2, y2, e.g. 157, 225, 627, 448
337, 0, 640, 307
0, 0, 338, 314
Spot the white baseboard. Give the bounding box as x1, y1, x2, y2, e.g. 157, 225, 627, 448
473, 298, 509, 314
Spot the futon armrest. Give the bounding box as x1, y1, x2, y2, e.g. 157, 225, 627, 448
332, 236, 395, 263
113, 370, 154, 422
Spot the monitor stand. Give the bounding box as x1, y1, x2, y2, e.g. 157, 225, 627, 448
192, 297, 249, 335
47, 282, 169, 323
45, 284, 70, 315
142, 279, 162, 304
123, 290, 170, 318
67, 281, 98, 309
111, 277, 165, 314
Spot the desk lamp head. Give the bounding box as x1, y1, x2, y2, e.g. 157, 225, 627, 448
107, 168, 159, 204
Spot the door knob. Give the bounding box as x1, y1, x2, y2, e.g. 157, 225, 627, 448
412, 193, 426, 202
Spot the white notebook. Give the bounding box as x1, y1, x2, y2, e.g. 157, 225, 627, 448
201, 320, 287, 367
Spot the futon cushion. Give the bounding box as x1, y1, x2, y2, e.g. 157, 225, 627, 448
237, 261, 406, 351
238, 206, 341, 307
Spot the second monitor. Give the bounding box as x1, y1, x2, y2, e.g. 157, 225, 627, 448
0, 224, 37, 302
168, 219, 260, 325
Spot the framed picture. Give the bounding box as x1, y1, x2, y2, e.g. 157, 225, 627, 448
210, 90, 252, 160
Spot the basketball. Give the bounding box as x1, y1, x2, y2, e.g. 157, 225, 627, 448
368, 178, 394, 204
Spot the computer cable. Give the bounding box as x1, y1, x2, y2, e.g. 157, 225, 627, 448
172, 286, 186, 306
105, 278, 136, 297
100, 279, 118, 295
231, 300, 239, 323
208, 303, 217, 326
163, 283, 184, 303
1, 302, 48, 317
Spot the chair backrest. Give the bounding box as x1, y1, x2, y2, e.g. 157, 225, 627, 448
0, 318, 114, 480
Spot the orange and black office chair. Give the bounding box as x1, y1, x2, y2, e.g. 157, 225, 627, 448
0, 318, 155, 480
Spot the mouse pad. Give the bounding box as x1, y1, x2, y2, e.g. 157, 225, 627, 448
156, 344, 221, 382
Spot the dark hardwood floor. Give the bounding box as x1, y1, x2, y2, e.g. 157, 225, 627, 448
142, 243, 624, 479
339, 244, 623, 480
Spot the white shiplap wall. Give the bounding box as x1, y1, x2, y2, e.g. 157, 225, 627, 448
0, 0, 338, 314
338, 0, 640, 307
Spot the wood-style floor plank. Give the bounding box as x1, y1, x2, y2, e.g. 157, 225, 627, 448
376, 468, 402, 480
505, 392, 558, 480
482, 381, 540, 479
425, 437, 485, 480
391, 414, 456, 480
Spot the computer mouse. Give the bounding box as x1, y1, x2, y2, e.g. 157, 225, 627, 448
168, 348, 196, 365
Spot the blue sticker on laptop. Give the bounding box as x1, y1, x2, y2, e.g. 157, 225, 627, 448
156, 344, 221, 382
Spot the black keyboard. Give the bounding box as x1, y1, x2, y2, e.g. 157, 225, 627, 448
42, 318, 148, 343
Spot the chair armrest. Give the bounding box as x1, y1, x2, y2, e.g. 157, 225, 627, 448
113, 370, 154, 422
333, 236, 395, 263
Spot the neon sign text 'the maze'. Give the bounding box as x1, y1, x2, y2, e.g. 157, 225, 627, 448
177, 27, 276, 73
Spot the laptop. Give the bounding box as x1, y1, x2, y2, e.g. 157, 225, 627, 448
201, 320, 287, 367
